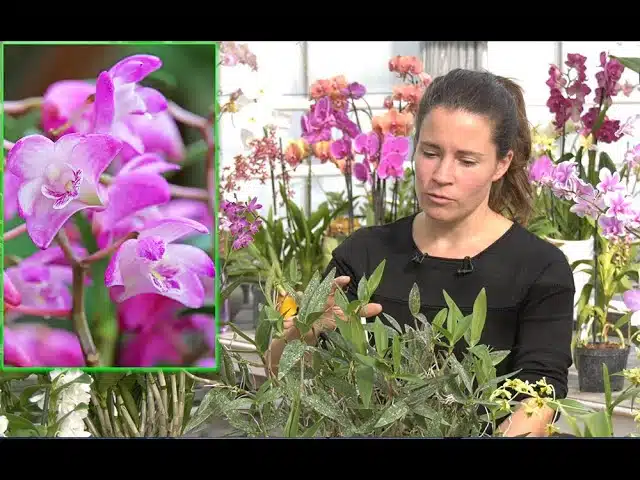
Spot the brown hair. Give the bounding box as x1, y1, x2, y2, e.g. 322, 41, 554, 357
413, 68, 534, 225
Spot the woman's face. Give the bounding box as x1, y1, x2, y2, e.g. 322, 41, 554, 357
413, 106, 512, 223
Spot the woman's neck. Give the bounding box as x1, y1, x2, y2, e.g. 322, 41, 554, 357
413, 206, 510, 258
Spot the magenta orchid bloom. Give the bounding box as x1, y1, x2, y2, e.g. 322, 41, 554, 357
90, 153, 177, 246
41, 80, 96, 136
105, 217, 215, 308
4, 272, 22, 307
92, 55, 168, 155
4, 325, 84, 367
6, 133, 123, 249
4, 171, 21, 221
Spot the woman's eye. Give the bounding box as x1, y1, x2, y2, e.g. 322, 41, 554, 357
422, 151, 437, 158
460, 159, 476, 166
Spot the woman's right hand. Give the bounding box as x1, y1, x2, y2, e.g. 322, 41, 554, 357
283, 275, 383, 340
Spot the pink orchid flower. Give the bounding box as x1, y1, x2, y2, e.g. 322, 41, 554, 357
105, 217, 215, 308
6, 133, 123, 249
92, 55, 168, 156
90, 153, 178, 247
4, 325, 84, 367
4, 272, 22, 307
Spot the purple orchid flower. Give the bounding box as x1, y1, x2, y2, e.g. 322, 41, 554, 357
105, 217, 215, 308
4, 272, 21, 307
92, 55, 168, 156
6, 133, 123, 249
41, 80, 97, 137
4, 325, 85, 367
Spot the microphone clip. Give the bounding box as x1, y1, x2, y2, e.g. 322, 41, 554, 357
457, 256, 474, 275
412, 252, 427, 264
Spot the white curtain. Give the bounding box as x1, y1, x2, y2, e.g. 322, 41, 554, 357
422, 42, 488, 77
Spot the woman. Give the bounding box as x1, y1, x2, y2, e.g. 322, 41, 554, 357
268, 68, 575, 437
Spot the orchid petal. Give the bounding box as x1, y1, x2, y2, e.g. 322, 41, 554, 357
117, 293, 181, 332
93, 71, 115, 133
69, 133, 123, 183
6, 135, 54, 180
26, 195, 102, 249
100, 173, 171, 231
118, 325, 183, 367
118, 153, 180, 176
3, 328, 33, 367
112, 121, 145, 155
17, 178, 44, 217
108, 54, 162, 84
139, 217, 209, 244
41, 80, 96, 136
124, 111, 185, 162
4, 272, 21, 306
136, 87, 168, 114
166, 244, 215, 277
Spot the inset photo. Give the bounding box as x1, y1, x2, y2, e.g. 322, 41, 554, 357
2, 42, 217, 369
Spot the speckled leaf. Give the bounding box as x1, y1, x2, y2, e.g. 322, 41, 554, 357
374, 400, 409, 429
278, 339, 306, 380
409, 283, 420, 317
302, 393, 350, 427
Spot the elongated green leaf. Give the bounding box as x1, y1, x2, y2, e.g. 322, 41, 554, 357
374, 400, 409, 428
373, 317, 389, 357
583, 410, 613, 437
409, 283, 420, 317
470, 288, 487, 347
357, 276, 369, 302
284, 392, 301, 438
367, 259, 386, 297
382, 313, 403, 333
302, 393, 350, 427
392, 335, 402, 373
301, 418, 325, 438
278, 340, 306, 380
356, 365, 374, 408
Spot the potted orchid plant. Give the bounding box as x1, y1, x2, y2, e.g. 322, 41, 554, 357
529, 50, 640, 392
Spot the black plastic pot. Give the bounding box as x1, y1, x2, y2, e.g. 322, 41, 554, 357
576, 344, 630, 392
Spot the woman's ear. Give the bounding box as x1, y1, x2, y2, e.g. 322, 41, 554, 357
492, 150, 513, 182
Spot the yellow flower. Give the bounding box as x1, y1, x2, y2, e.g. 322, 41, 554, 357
623, 368, 640, 387
580, 134, 595, 151
277, 294, 298, 318
545, 423, 560, 436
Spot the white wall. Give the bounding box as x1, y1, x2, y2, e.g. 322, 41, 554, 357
219, 41, 640, 217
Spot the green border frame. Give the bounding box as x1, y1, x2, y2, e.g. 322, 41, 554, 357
0, 41, 221, 374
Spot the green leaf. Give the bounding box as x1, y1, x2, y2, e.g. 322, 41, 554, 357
374, 400, 409, 429
254, 316, 273, 355
489, 350, 510, 366
356, 365, 374, 408
184, 388, 231, 434
373, 317, 389, 357
278, 339, 306, 380
382, 313, 403, 333
392, 335, 402, 373
367, 259, 386, 297
302, 393, 350, 427
301, 418, 325, 438
432, 307, 448, 328
284, 392, 301, 438
298, 268, 336, 327
3, 414, 41, 435
409, 283, 421, 317
357, 276, 369, 302
452, 313, 472, 346
469, 288, 487, 347
442, 290, 463, 334
583, 410, 613, 437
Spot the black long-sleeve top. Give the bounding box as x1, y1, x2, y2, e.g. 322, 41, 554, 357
323, 213, 575, 400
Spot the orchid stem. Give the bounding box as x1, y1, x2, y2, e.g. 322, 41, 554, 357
1, 97, 43, 116
98, 174, 209, 201
167, 101, 215, 216
80, 232, 138, 266
56, 229, 100, 367
5, 304, 71, 318
3, 223, 27, 241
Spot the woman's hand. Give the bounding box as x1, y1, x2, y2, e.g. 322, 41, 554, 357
283, 275, 383, 338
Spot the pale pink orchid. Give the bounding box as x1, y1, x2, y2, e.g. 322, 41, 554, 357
105, 217, 215, 308
6, 133, 123, 249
